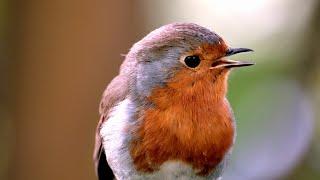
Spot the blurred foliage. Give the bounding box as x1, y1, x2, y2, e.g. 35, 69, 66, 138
227, 1, 320, 179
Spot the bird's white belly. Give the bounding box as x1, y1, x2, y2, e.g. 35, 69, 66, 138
137, 161, 222, 180
100, 98, 223, 180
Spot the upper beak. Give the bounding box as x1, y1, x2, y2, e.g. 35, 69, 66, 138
225, 47, 253, 56
210, 47, 254, 69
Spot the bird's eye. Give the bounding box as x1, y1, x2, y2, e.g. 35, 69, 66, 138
184, 55, 201, 68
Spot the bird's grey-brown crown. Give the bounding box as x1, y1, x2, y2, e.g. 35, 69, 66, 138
128, 23, 223, 61
142, 23, 221, 46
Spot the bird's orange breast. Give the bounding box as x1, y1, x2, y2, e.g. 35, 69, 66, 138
130, 68, 234, 176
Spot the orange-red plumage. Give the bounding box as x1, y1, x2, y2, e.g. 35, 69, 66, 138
130, 43, 234, 175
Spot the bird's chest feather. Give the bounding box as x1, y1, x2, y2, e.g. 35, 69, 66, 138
130, 73, 235, 176
100, 99, 225, 180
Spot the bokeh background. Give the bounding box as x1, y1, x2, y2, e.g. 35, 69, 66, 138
1, 0, 320, 179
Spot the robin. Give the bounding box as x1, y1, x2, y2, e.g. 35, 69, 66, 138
94, 23, 254, 180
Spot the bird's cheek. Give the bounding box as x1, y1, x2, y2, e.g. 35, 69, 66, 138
199, 59, 213, 69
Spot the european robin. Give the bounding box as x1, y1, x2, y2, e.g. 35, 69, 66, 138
94, 23, 254, 180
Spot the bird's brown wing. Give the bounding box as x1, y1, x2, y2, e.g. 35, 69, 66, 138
94, 74, 130, 180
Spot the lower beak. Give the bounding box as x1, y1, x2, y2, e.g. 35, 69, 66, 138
210, 59, 255, 69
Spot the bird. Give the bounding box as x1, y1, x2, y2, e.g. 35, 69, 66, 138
93, 22, 254, 180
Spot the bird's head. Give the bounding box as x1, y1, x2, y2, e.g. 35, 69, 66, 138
128, 23, 253, 99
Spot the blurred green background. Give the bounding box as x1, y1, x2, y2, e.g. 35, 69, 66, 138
1, 0, 320, 179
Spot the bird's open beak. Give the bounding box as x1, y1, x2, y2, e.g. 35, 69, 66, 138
210, 47, 254, 69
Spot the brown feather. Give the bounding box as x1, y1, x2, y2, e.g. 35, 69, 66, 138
93, 57, 135, 179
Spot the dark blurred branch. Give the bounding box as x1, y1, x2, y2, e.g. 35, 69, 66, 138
298, 0, 320, 85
